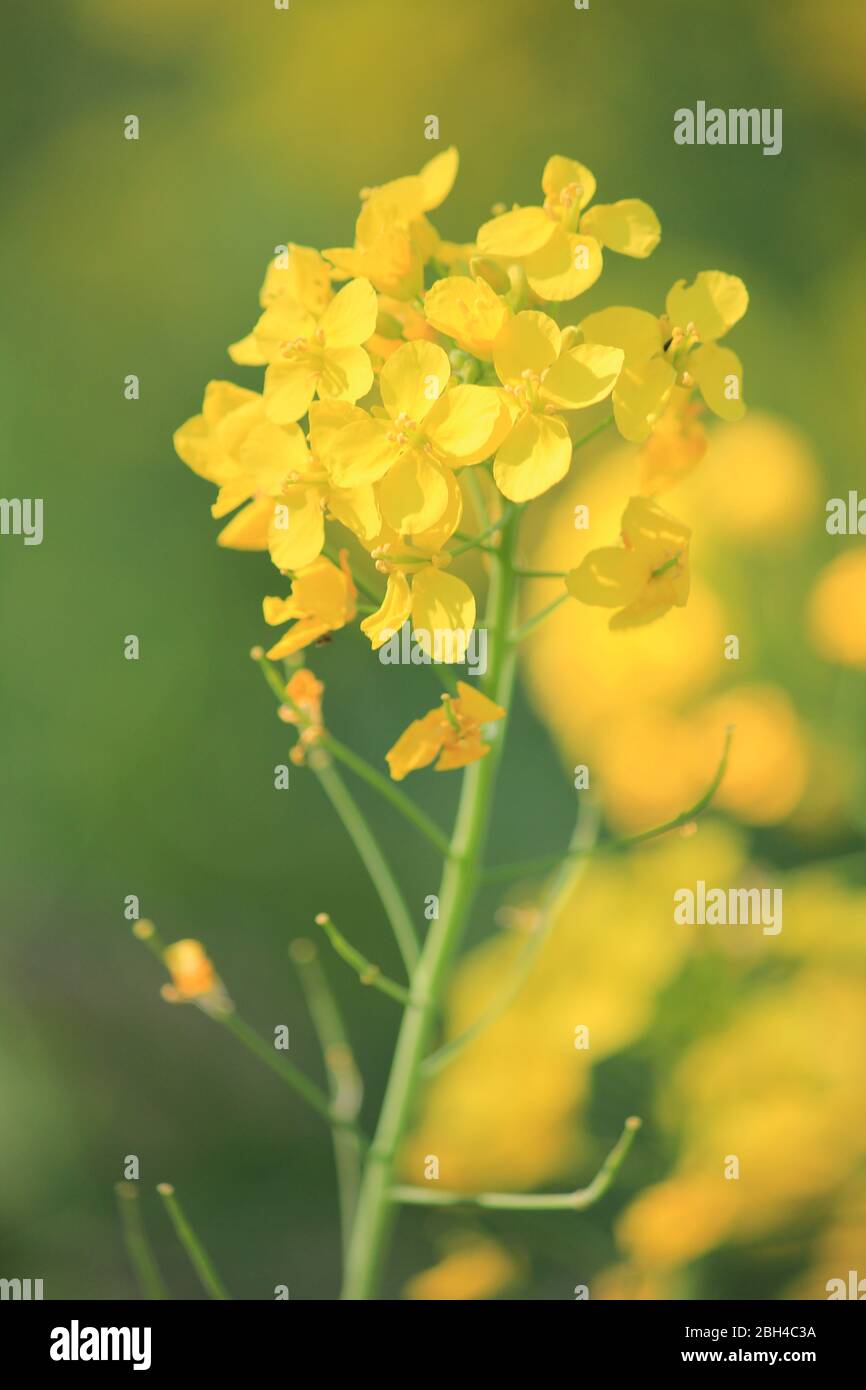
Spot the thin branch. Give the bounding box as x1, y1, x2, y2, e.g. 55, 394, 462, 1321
156, 1183, 230, 1300
131, 920, 366, 1142
423, 797, 600, 1076
289, 938, 364, 1262
323, 731, 452, 858
252, 652, 421, 972
449, 511, 511, 559
570, 412, 615, 454
391, 1116, 641, 1211
508, 591, 569, 644
115, 1182, 166, 1300
314, 913, 410, 1006
482, 726, 734, 886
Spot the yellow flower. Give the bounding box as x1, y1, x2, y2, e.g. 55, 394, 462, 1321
477, 155, 660, 301
263, 552, 356, 659
262, 277, 377, 424
638, 386, 707, 494
807, 548, 866, 668
279, 668, 325, 766
176, 386, 379, 571
404, 1237, 518, 1301
228, 243, 335, 365
386, 681, 506, 780
580, 270, 748, 442
358, 468, 477, 659
160, 939, 232, 1018
567, 495, 691, 629
326, 339, 507, 534
325, 149, 459, 300
424, 274, 510, 360
490, 310, 623, 501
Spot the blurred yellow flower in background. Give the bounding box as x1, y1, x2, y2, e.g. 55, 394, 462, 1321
807, 548, 866, 668
403, 1235, 518, 1301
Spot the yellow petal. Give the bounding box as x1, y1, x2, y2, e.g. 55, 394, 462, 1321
566, 547, 647, 608
290, 555, 356, 624
409, 464, 463, 551
493, 310, 560, 384
239, 420, 309, 494
268, 487, 325, 571
476, 205, 555, 259
379, 451, 451, 533
211, 478, 252, 518
266, 615, 330, 659
580, 199, 661, 258
665, 271, 749, 341
263, 593, 301, 625
227, 331, 268, 366
248, 299, 316, 363
319, 344, 373, 404
361, 571, 412, 649
425, 384, 504, 464
687, 344, 745, 421
380, 339, 451, 422
455, 680, 506, 724
263, 360, 318, 424
613, 357, 677, 443
541, 156, 596, 211
620, 494, 691, 553
318, 277, 378, 347
524, 228, 602, 301
493, 412, 572, 502
411, 569, 476, 662
419, 146, 459, 210
423, 275, 509, 360
435, 735, 490, 773
326, 414, 401, 487
386, 710, 445, 781
307, 399, 362, 458
578, 306, 665, 365
327, 481, 380, 543
541, 344, 624, 410
216, 496, 273, 550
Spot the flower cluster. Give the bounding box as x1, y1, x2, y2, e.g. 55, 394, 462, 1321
175, 149, 748, 763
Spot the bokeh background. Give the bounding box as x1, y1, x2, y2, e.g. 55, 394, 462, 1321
2, 0, 866, 1300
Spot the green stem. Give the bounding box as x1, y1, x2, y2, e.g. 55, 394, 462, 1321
390, 1116, 640, 1211
156, 1183, 231, 1300
422, 797, 600, 1076
449, 510, 511, 559
115, 1182, 167, 1300
570, 412, 615, 453
219, 1011, 364, 1140
315, 913, 410, 1006
340, 508, 523, 1300
289, 938, 364, 1265
313, 756, 421, 974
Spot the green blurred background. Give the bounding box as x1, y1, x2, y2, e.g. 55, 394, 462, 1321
2, 0, 865, 1300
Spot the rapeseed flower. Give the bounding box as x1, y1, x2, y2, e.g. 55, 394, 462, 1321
567, 495, 691, 628
386, 681, 506, 780
477, 155, 660, 301
263, 552, 356, 658
580, 271, 747, 442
